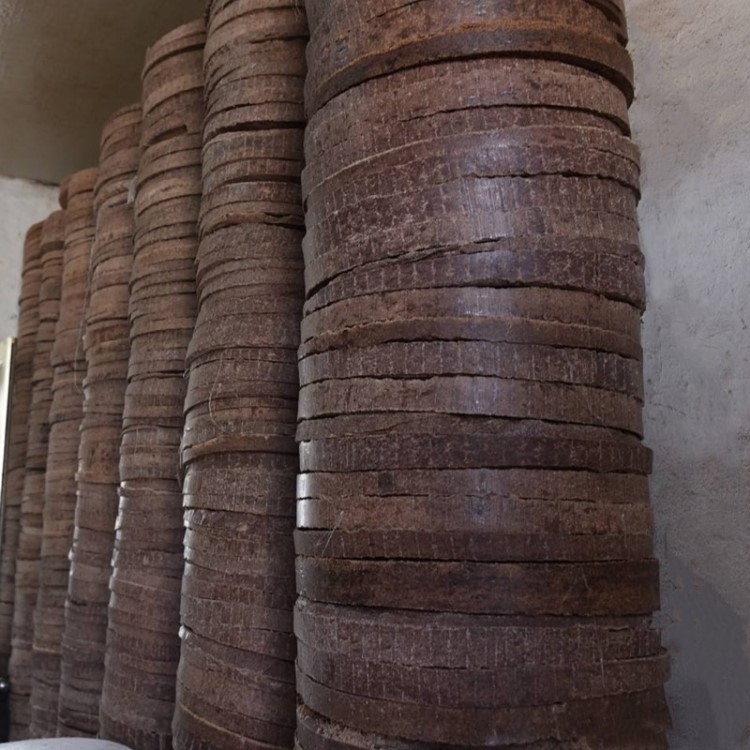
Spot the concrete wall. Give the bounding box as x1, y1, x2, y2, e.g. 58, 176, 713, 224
0, 175, 59, 338
628, 1, 750, 747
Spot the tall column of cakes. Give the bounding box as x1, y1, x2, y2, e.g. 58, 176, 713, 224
8, 208, 66, 739
0, 222, 44, 674
295, 1, 671, 748
99, 20, 204, 750
173, 2, 307, 748
57, 104, 141, 737
29, 168, 97, 737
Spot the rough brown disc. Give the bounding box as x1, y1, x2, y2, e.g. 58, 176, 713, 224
299, 341, 643, 398
298, 376, 642, 435
297, 414, 652, 475
303, 126, 640, 204
294, 508, 654, 561
294, 703, 668, 750
328, 467, 623, 510
299, 287, 643, 362
304, 0, 633, 114
297, 671, 670, 747
304, 60, 630, 181
321, 556, 661, 617
295, 600, 662, 667
296, 639, 669, 708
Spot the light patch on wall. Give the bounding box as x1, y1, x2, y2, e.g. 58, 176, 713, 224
0, 175, 59, 338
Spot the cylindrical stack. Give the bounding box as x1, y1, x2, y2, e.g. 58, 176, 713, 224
99, 20, 204, 750
57, 105, 142, 738
8, 208, 66, 739
172, 3, 308, 749
295, 2, 671, 748
0, 222, 44, 674
29, 168, 97, 738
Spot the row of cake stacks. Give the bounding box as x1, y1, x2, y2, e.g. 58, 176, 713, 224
0, 0, 673, 746
294, 0, 671, 748
0, 18, 206, 747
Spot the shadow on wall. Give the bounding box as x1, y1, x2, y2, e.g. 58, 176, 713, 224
660, 553, 750, 749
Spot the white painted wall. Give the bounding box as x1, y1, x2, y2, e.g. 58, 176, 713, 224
0, 175, 59, 339
628, 1, 750, 747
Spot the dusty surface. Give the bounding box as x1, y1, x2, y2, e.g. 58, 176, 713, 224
628, 0, 750, 747
0, 0, 204, 183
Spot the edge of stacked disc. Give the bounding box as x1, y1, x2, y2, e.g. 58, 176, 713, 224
99, 20, 205, 750
29, 168, 97, 738
57, 104, 142, 738
8, 206, 67, 740
172, 3, 308, 748
0, 222, 44, 675
294, 1, 671, 748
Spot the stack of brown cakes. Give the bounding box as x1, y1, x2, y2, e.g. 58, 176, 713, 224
57, 105, 141, 738
99, 20, 204, 750
172, 3, 307, 749
295, 1, 671, 748
0, 222, 44, 675
29, 168, 97, 738
8, 207, 66, 740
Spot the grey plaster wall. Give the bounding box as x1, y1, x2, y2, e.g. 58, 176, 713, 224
628, 1, 750, 747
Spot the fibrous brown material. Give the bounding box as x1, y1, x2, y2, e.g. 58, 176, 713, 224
8, 208, 66, 740
170, 5, 307, 749
0, 222, 44, 674
295, 1, 670, 748
99, 20, 204, 750
57, 104, 142, 738
29, 168, 97, 739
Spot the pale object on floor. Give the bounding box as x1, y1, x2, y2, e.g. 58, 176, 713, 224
2, 741, 131, 749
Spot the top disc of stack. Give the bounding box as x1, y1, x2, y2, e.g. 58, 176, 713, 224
304, 0, 632, 115
95, 103, 142, 213
140, 19, 206, 149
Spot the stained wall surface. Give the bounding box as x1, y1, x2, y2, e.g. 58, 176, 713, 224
628, 0, 750, 747
0, 176, 59, 338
